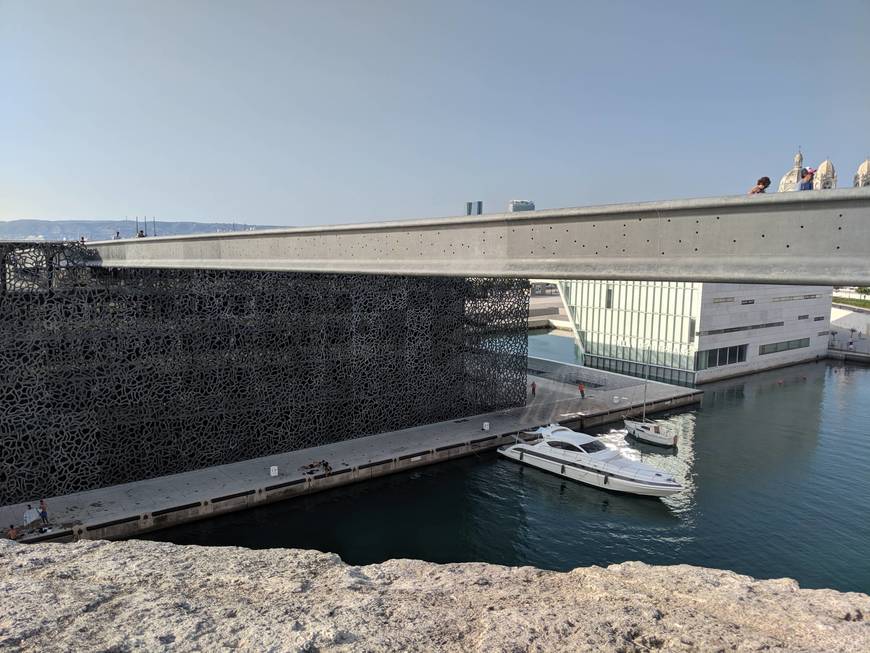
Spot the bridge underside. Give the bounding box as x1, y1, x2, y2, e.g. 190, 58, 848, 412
89, 189, 870, 286
0, 242, 528, 505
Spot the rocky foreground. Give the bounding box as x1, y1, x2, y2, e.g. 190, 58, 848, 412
1, 540, 868, 652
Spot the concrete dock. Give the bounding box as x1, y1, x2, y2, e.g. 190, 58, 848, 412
4, 358, 701, 543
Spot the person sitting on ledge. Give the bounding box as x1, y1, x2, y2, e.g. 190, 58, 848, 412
5, 525, 18, 540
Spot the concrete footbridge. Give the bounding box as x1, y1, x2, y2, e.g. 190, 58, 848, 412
91, 188, 870, 285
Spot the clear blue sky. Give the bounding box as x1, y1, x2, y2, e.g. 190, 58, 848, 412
2, 1, 869, 226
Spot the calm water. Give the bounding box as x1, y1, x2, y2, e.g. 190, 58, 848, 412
146, 335, 870, 593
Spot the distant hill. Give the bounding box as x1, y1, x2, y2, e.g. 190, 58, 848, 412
0, 220, 279, 242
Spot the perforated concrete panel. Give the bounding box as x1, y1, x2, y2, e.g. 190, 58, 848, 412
90, 189, 870, 286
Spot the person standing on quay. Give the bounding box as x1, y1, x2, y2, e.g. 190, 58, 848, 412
530, 381, 537, 398
578, 382, 586, 399
39, 499, 49, 525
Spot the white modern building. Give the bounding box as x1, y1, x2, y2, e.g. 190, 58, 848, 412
557, 281, 831, 384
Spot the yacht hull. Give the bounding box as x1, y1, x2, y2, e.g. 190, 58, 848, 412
498, 444, 681, 497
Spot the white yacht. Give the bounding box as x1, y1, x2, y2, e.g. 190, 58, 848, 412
499, 424, 682, 497
624, 419, 677, 447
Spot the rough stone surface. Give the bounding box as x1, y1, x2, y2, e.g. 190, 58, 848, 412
1, 540, 868, 652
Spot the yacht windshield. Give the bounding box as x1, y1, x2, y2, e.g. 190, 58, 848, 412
548, 440, 582, 452
580, 440, 606, 453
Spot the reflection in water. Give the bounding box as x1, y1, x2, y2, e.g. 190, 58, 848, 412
144, 352, 870, 594
597, 412, 699, 519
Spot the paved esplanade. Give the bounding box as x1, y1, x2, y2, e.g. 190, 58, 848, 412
90, 188, 870, 286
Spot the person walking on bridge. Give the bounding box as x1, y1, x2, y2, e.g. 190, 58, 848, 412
530, 381, 537, 398
578, 382, 586, 399
748, 177, 771, 194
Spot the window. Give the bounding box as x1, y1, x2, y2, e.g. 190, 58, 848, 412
817, 331, 829, 337
741, 299, 755, 305
759, 338, 810, 355
712, 297, 734, 304
695, 344, 747, 370
548, 441, 581, 452
727, 345, 739, 364
798, 315, 808, 320
699, 321, 783, 336
580, 440, 606, 453
773, 294, 821, 303
813, 316, 825, 321
605, 287, 613, 309
688, 318, 696, 344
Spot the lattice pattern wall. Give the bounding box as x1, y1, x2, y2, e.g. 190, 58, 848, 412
0, 242, 529, 505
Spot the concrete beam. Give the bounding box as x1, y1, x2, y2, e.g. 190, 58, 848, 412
89, 188, 870, 285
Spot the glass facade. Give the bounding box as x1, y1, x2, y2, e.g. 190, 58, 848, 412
558, 280, 701, 385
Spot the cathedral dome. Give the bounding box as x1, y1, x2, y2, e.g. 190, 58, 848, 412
817, 159, 835, 176
778, 150, 804, 192
855, 159, 870, 187
813, 159, 837, 190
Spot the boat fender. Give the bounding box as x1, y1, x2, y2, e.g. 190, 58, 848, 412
603, 473, 609, 485
519, 450, 524, 461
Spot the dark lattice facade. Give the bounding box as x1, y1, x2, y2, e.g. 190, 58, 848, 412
0, 242, 528, 505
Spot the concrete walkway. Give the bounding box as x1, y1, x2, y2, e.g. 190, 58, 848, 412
2, 362, 700, 542
830, 305, 870, 354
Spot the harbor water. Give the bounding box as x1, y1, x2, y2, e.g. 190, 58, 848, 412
145, 333, 870, 594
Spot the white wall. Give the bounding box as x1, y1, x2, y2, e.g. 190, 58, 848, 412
694, 284, 831, 382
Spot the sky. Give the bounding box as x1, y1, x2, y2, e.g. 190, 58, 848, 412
1, 1, 869, 226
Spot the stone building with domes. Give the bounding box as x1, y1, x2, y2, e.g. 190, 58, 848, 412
855, 159, 870, 187
778, 151, 839, 191
778, 151, 805, 192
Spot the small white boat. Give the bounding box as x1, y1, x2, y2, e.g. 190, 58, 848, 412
624, 419, 677, 447
499, 424, 682, 497
624, 360, 677, 447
